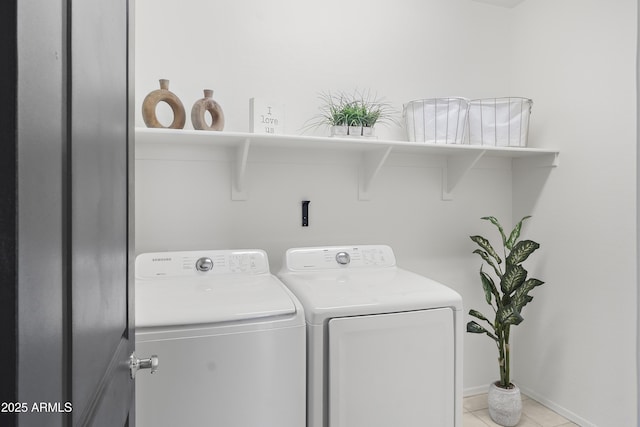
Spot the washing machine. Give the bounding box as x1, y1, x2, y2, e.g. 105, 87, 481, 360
134, 249, 306, 427
278, 245, 463, 427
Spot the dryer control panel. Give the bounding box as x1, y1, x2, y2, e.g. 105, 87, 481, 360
284, 245, 396, 271
136, 249, 270, 278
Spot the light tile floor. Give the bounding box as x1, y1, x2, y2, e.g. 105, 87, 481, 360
463, 393, 580, 427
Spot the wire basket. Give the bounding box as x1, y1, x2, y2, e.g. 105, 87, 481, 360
403, 98, 469, 144
468, 97, 532, 147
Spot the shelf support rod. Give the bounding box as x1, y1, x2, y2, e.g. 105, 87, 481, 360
442, 150, 486, 201
231, 138, 250, 200
359, 146, 393, 200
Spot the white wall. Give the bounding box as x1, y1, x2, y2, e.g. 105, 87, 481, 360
136, 0, 518, 393
135, 0, 511, 138
135, 0, 638, 425
509, 1, 637, 426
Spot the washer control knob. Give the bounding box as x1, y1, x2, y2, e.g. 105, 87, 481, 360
195, 257, 214, 272
335, 251, 351, 265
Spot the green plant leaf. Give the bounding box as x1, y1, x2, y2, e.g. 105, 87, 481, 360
480, 270, 498, 306
481, 216, 507, 248
497, 304, 524, 326
512, 278, 544, 311
466, 320, 486, 333
470, 235, 502, 265
501, 293, 512, 307
466, 321, 498, 341
469, 309, 490, 323
506, 215, 531, 249
500, 264, 527, 294
506, 240, 540, 266
473, 249, 502, 278
516, 295, 534, 311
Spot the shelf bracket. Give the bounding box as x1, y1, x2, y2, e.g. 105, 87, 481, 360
358, 146, 393, 200
512, 152, 560, 169
442, 150, 486, 200
231, 139, 250, 200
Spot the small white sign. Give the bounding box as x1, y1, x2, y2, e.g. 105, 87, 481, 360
249, 98, 285, 135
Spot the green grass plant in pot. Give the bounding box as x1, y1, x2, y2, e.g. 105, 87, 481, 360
307, 89, 395, 137
466, 216, 547, 426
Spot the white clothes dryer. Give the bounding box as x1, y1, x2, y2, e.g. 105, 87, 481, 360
278, 245, 463, 427
135, 249, 305, 427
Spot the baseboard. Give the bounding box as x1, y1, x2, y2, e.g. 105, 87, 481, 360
517, 385, 596, 427
464, 384, 596, 426
463, 385, 489, 397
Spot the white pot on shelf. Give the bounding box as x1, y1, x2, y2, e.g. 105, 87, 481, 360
348, 125, 362, 136
487, 382, 522, 426
330, 125, 348, 137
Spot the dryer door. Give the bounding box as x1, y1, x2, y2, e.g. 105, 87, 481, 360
328, 308, 455, 427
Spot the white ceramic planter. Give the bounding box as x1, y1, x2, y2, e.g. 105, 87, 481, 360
330, 125, 376, 138
330, 125, 348, 137
487, 382, 522, 426
348, 125, 362, 136
362, 126, 375, 138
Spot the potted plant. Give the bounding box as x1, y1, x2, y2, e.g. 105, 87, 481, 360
307, 89, 396, 137
466, 215, 546, 426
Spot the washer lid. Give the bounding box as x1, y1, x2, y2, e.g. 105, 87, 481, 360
278, 267, 463, 325
135, 250, 297, 328
136, 274, 297, 328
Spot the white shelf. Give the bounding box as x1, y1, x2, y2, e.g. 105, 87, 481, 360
135, 127, 559, 201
